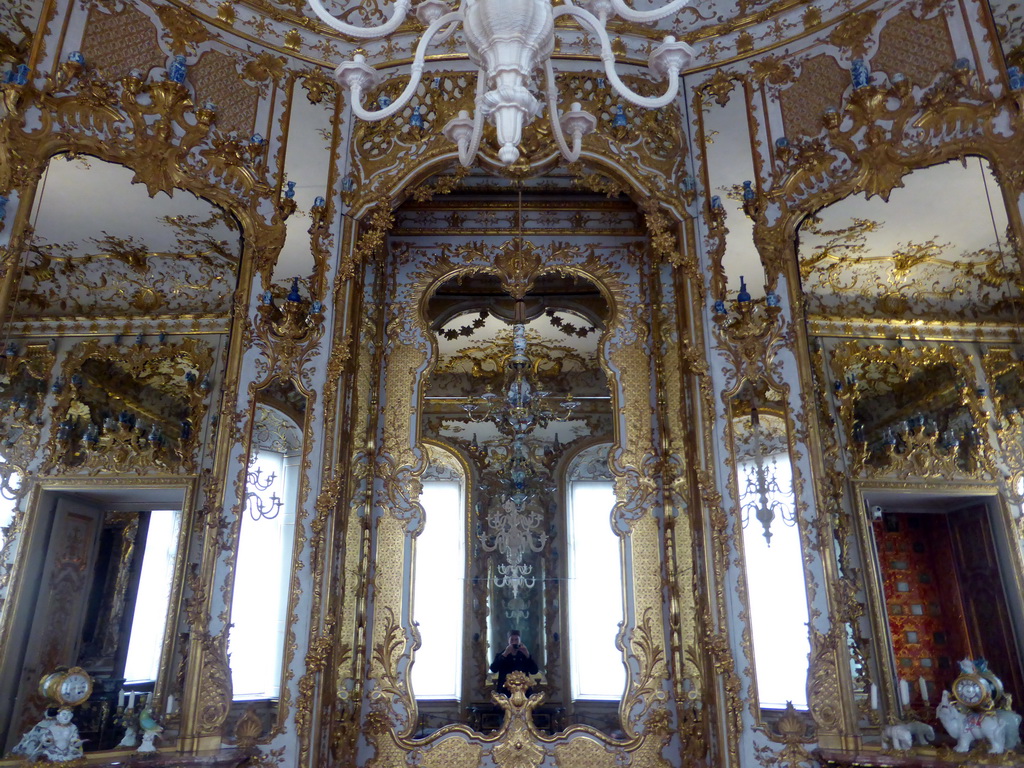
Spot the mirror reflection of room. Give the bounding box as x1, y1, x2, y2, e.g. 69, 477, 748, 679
866, 494, 1024, 719
1, 491, 184, 755
414, 269, 623, 734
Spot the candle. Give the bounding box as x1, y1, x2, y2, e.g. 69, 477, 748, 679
118, 689, 126, 708
899, 678, 910, 707
167, 695, 175, 714
919, 677, 928, 703
127, 691, 137, 710
870, 683, 878, 710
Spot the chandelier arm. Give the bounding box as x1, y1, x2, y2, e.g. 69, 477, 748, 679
307, 0, 412, 38
544, 60, 585, 162
344, 10, 464, 122
453, 68, 489, 166
554, 5, 684, 109
600, 0, 693, 23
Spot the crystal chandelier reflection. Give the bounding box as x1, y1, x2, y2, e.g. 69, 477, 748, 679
468, 308, 579, 596
308, 0, 695, 165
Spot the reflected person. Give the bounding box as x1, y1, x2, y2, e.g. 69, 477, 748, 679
490, 629, 538, 695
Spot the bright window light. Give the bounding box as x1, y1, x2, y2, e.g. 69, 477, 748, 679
568, 481, 625, 700
739, 458, 810, 709
411, 481, 464, 700
123, 509, 181, 683
0, 457, 19, 552
230, 450, 298, 700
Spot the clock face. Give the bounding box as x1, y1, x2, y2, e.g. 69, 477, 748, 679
954, 676, 985, 706
59, 671, 92, 705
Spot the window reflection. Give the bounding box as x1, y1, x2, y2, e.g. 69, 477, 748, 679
230, 447, 299, 700
412, 480, 465, 700
738, 451, 810, 709
0, 458, 18, 552
568, 481, 624, 700
123, 509, 180, 684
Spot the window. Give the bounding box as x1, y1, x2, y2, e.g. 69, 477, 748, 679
567, 480, 625, 700
0, 458, 18, 553
411, 480, 465, 699
738, 444, 811, 709
123, 509, 180, 683
229, 447, 300, 700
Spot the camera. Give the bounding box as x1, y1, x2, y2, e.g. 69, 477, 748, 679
871, 505, 884, 521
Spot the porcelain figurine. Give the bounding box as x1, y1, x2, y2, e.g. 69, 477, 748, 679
936, 690, 1021, 754
881, 720, 934, 750
11, 708, 84, 762
137, 708, 163, 753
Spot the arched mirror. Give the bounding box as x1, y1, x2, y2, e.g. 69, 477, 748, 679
359, 179, 687, 764
416, 270, 616, 733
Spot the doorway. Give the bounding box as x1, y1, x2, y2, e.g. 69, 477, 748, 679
867, 493, 1024, 716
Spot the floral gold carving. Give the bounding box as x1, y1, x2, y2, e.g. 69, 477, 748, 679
154, 4, 213, 55
491, 673, 546, 768
827, 11, 879, 58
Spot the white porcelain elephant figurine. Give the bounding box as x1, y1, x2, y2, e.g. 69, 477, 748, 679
882, 720, 934, 750
936, 691, 1022, 754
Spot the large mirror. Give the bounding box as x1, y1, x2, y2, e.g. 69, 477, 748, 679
0, 482, 191, 755
0, 150, 245, 753
415, 270, 616, 733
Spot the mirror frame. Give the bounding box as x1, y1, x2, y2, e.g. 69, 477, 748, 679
357, 237, 685, 761
828, 341, 994, 482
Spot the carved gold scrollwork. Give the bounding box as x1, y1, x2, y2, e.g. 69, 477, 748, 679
759, 60, 1024, 297
184, 563, 233, 735
0, 59, 284, 290
829, 341, 993, 482
254, 288, 326, 388
983, 348, 1024, 503
44, 337, 213, 475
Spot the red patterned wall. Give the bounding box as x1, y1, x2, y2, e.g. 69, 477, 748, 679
873, 513, 970, 708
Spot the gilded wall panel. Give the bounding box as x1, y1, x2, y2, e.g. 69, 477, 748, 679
78, 4, 167, 84
778, 55, 849, 142
871, 8, 955, 87
190, 50, 260, 137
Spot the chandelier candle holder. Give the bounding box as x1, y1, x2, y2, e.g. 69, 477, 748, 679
461, 323, 580, 442
308, 0, 695, 165
741, 404, 794, 545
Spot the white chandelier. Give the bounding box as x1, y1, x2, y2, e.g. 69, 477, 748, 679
307, 0, 695, 165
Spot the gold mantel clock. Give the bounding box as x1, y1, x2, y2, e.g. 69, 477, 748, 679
39, 667, 93, 708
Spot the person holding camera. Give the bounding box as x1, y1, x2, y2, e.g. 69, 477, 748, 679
490, 630, 538, 694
